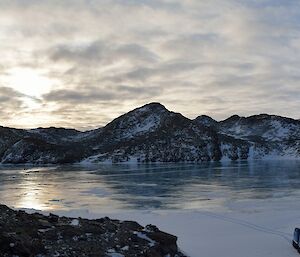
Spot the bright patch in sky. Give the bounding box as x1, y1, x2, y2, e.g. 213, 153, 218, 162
5, 68, 54, 98
0, 0, 299, 129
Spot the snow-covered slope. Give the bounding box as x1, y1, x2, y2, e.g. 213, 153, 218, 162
0, 126, 26, 159
28, 127, 82, 143
219, 114, 300, 142
217, 114, 300, 160
82, 103, 223, 163
103, 103, 171, 139
0, 104, 299, 164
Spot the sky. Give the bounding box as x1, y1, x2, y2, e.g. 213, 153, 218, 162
0, 0, 299, 130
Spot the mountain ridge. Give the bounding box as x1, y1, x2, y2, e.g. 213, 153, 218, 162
0, 102, 299, 164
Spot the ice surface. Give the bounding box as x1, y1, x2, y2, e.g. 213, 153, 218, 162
1, 161, 300, 257
45, 198, 299, 257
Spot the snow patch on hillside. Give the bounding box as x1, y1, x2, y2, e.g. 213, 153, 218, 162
120, 114, 161, 139
263, 120, 295, 141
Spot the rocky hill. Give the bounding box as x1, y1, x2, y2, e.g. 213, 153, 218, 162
0, 103, 299, 164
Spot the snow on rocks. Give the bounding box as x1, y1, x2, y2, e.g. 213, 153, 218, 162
0, 204, 184, 257
70, 218, 79, 226
0, 103, 299, 164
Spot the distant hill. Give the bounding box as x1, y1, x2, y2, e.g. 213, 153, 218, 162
0, 103, 299, 164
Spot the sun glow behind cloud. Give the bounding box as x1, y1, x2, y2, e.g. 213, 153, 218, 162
0, 0, 299, 130
0, 67, 62, 129
5, 67, 54, 98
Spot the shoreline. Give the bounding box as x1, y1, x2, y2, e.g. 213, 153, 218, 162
0, 204, 185, 257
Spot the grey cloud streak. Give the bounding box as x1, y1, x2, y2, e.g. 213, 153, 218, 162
0, 0, 299, 129
49, 41, 159, 65
44, 85, 162, 103
0, 86, 26, 121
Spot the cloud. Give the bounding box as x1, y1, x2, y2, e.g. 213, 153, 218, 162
49, 41, 159, 65
0, 86, 25, 121
43, 84, 162, 103
0, 0, 299, 129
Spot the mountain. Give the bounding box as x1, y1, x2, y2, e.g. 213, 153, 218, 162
0, 127, 86, 164
219, 114, 300, 142
83, 103, 223, 163
194, 115, 218, 128
0, 103, 299, 164
217, 114, 300, 159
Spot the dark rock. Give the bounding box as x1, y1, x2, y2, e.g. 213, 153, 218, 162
0, 102, 299, 164
0, 204, 185, 257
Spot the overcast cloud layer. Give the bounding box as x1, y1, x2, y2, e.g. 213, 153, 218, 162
0, 0, 299, 130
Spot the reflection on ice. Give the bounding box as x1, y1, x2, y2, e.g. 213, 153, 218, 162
0, 160, 299, 212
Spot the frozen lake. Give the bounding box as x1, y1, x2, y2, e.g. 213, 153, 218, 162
1, 160, 300, 256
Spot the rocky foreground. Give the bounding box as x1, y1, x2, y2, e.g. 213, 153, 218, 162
0, 204, 185, 257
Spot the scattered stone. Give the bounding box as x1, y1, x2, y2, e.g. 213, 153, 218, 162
0, 204, 185, 257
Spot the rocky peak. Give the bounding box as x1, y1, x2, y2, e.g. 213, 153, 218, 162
194, 115, 217, 127
137, 102, 167, 112
220, 115, 242, 124
103, 103, 171, 139
219, 113, 300, 142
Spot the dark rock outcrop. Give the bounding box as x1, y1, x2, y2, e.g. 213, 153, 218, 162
0, 204, 184, 257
